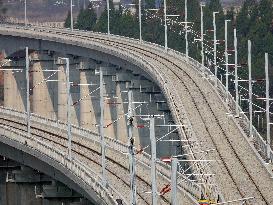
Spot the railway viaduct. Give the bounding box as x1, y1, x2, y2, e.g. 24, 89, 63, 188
0, 24, 273, 205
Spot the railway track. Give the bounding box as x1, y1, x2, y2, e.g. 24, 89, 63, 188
32, 28, 273, 204
124, 40, 271, 204
111, 38, 269, 204
0, 116, 172, 204
116, 40, 270, 204
169, 69, 267, 204
1, 25, 273, 204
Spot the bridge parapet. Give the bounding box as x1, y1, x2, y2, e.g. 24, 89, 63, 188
0, 122, 121, 205
10, 25, 226, 198
1, 24, 273, 203
91, 27, 273, 191
171, 49, 273, 166
0, 106, 201, 202
115, 28, 273, 168
0, 23, 215, 197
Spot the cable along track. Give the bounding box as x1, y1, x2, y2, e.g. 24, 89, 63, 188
1, 25, 273, 204
37, 29, 273, 204
0, 116, 165, 204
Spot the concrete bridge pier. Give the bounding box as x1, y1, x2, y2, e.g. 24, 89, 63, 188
113, 73, 170, 155
31, 51, 57, 119
98, 65, 118, 139
131, 77, 178, 157
3, 57, 26, 112
115, 70, 142, 145
156, 105, 182, 157
79, 59, 97, 130
126, 77, 160, 153
3, 165, 45, 205
56, 55, 80, 126
113, 79, 128, 142
0, 157, 92, 205
69, 58, 80, 126
127, 77, 150, 149
151, 93, 179, 157
57, 57, 67, 122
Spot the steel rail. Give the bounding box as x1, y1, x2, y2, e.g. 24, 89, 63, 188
1, 24, 273, 203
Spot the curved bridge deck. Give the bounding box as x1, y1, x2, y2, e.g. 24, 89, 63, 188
0, 25, 273, 204
0, 107, 198, 204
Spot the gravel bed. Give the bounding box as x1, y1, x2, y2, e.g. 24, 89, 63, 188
2, 25, 273, 204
